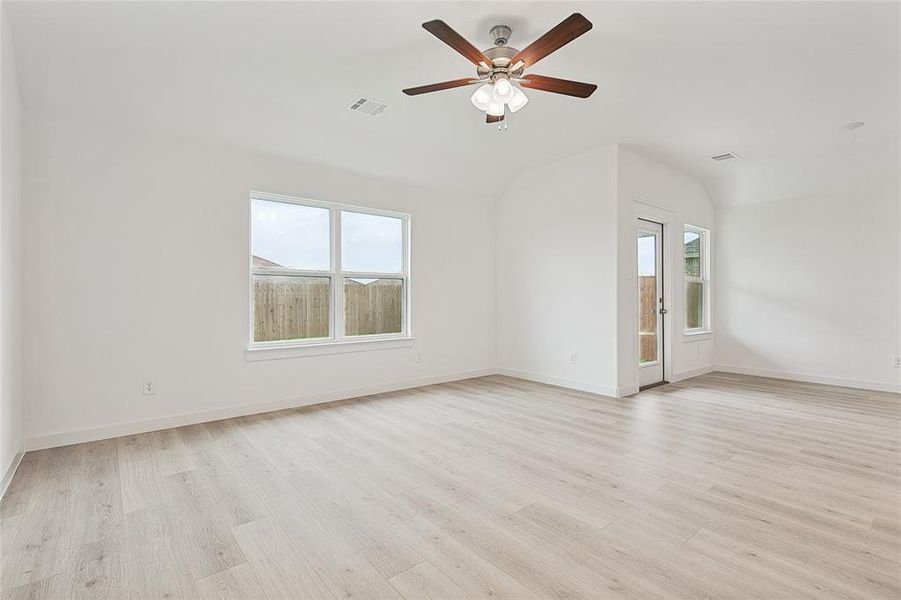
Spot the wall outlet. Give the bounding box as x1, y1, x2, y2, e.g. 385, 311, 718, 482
142, 379, 156, 395
415, 353, 422, 364
570, 353, 578, 365
894, 356, 901, 369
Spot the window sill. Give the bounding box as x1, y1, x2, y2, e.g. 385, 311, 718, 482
245, 336, 415, 361
683, 330, 714, 342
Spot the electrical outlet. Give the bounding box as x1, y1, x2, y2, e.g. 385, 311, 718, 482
893, 356, 901, 369
570, 353, 578, 365
142, 380, 156, 395
415, 353, 422, 364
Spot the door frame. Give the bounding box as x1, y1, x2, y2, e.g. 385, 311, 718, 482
637, 218, 665, 388
632, 201, 674, 388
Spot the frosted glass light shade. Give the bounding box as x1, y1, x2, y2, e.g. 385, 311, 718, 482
507, 86, 529, 113
470, 84, 493, 111
493, 78, 512, 99
486, 101, 504, 117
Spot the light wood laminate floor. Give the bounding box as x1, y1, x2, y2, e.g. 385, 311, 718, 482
2, 373, 899, 599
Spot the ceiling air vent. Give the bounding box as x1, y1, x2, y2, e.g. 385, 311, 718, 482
711, 152, 740, 162
349, 97, 388, 116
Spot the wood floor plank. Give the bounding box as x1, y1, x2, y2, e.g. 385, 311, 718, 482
66, 538, 123, 600
230, 517, 336, 600
389, 561, 474, 600
414, 499, 625, 599
0, 573, 67, 600
195, 563, 268, 600
201, 419, 295, 500
121, 507, 199, 600
265, 492, 405, 599
0, 453, 48, 519
162, 470, 248, 581
68, 439, 123, 548
172, 425, 272, 528
390, 516, 542, 600
150, 428, 197, 477
280, 468, 422, 578
1, 446, 82, 590
686, 527, 881, 600
116, 433, 168, 514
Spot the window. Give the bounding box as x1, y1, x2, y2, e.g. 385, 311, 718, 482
684, 225, 709, 332
250, 193, 409, 347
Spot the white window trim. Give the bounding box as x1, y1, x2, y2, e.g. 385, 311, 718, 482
246, 191, 412, 358
245, 336, 415, 361
684, 224, 712, 337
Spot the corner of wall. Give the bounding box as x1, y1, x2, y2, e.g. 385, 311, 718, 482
1, 2, 26, 491
613, 147, 717, 393
494, 143, 620, 393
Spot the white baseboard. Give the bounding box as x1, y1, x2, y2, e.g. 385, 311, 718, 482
714, 364, 901, 394
25, 362, 893, 452
1, 446, 25, 499
496, 367, 620, 397
24, 368, 496, 451
670, 365, 715, 383
618, 385, 640, 397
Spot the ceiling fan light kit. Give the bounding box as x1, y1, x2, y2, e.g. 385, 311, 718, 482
470, 83, 493, 110
403, 13, 598, 128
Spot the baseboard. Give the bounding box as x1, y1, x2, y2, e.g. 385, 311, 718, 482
495, 367, 717, 398
496, 367, 620, 398
714, 364, 901, 394
24, 367, 496, 451
670, 365, 715, 383
27, 362, 891, 451
1, 445, 25, 499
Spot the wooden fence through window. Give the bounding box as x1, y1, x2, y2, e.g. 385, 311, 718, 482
253, 277, 402, 342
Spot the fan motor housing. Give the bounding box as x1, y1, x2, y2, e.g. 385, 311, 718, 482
478, 45, 523, 78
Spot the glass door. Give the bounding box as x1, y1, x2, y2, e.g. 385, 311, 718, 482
638, 220, 665, 388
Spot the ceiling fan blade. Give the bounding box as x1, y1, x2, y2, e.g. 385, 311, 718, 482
519, 74, 597, 98
403, 78, 480, 96
422, 20, 493, 67
510, 13, 592, 68
486, 114, 505, 123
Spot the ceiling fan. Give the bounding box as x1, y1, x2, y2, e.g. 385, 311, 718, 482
403, 13, 597, 125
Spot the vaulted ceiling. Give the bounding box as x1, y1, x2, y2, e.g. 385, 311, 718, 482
6, 1, 898, 204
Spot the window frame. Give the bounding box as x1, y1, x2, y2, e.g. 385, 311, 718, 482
248, 191, 411, 351
683, 224, 711, 335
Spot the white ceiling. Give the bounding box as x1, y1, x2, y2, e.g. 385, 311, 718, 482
6, 1, 899, 203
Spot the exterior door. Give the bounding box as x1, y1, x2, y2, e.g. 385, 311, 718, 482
638, 219, 665, 388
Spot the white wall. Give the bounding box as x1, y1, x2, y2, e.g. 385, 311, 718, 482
1, 6, 24, 485
496, 146, 620, 396
616, 147, 716, 394
496, 145, 716, 396
715, 143, 900, 392
22, 112, 497, 447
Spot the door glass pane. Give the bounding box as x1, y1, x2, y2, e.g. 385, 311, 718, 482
341, 211, 403, 273
638, 233, 657, 364
686, 282, 704, 329
252, 199, 330, 270
253, 275, 330, 342
344, 278, 403, 336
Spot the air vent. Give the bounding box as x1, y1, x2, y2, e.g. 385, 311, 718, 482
711, 152, 740, 162
349, 97, 388, 116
